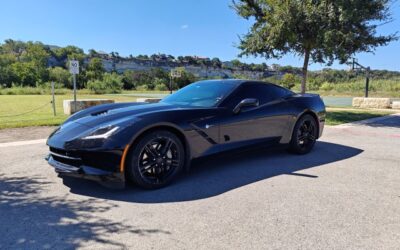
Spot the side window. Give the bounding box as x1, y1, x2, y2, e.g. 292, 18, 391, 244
223, 83, 292, 108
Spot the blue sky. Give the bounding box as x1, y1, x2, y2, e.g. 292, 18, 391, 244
0, 0, 399, 71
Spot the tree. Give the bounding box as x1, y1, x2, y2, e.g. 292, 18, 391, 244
122, 70, 137, 90
48, 67, 71, 88
10, 62, 39, 87
280, 73, 297, 89
88, 49, 98, 57
231, 59, 243, 69
173, 67, 196, 89
177, 56, 184, 64
233, 0, 397, 93
86, 58, 105, 81
167, 55, 175, 62
211, 57, 222, 68
54, 45, 84, 61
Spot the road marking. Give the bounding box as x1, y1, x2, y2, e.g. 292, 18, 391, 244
0, 139, 46, 148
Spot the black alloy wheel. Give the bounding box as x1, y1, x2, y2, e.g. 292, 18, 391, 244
288, 114, 318, 154
126, 130, 184, 189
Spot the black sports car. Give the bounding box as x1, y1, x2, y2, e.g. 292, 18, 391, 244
46, 79, 325, 189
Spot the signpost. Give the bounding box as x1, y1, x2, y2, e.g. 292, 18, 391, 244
69, 60, 79, 112
170, 69, 182, 94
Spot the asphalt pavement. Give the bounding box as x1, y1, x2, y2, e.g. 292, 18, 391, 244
0, 115, 399, 249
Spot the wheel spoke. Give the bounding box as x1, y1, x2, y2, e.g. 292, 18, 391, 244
140, 162, 156, 174
161, 139, 173, 156
298, 135, 307, 141
307, 125, 314, 133
144, 144, 158, 158
167, 159, 180, 167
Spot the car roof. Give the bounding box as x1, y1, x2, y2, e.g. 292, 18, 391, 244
195, 79, 247, 86
196, 79, 278, 87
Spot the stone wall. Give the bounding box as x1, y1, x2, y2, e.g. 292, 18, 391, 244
352, 97, 391, 109
63, 99, 114, 115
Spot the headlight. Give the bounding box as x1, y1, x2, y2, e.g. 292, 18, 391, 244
82, 126, 119, 140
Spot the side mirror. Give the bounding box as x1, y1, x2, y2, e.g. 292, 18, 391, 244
233, 98, 259, 114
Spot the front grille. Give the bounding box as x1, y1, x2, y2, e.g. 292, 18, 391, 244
49, 147, 82, 167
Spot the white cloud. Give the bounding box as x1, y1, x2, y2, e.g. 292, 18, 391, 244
181, 24, 189, 30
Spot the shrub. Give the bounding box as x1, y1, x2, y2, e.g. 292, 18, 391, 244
153, 78, 168, 91
155, 83, 168, 91
136, 85, 149, 91
48, 67, 71, 88
280, 73, 297, 89
0, 86, 70, 95
87, 73, 123, 94
320, 82, 334, 91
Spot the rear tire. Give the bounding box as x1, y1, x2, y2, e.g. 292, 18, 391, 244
126, 130, 184, 189
288, 114, 318, 154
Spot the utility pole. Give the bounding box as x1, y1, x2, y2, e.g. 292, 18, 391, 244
350, 58, 371, 98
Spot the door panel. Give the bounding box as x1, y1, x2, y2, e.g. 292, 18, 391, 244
219, 100, 291, 144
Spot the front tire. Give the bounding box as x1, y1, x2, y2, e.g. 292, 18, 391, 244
126, 130, 184, 189
288, 114, 318, 154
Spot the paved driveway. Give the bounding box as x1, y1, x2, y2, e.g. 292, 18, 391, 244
0, 115, 399, 249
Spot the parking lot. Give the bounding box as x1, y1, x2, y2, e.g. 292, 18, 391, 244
0, 114, 399, 249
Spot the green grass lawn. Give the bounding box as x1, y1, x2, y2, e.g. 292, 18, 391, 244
0, 94, 145, 129
0, 95, 396, 129
325, 108, 395, 125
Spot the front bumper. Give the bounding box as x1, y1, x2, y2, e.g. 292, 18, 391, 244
46, 154, 125, 189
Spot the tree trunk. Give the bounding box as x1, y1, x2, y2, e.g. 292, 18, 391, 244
301, 49, 310, 94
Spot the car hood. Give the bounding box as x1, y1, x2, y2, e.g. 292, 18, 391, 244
71, 102, 180, 128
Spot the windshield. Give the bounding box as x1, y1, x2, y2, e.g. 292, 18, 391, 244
161, 80, 237, 107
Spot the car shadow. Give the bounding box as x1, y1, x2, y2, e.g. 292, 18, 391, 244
64, 141, 363, 203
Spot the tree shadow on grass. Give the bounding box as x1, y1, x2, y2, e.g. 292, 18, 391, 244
0, 174, 170, 249
327, 111, 400, 128
358, 114, 400, 128
64, 141, 363, 203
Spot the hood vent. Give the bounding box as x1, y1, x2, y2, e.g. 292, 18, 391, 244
91, 110, 109, 116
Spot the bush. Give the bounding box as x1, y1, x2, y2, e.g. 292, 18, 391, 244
280, 73, 297, 89
0, 86, 70, 95
155, 83, 168, 91
320, 82, 334, 91
153, 78, 168, 91
87, 73, 123, 94
48, 67, 71, 88
307, 78, 323, 91
136, 85, 149, 91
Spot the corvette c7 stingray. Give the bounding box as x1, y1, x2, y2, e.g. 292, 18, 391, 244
46, 79, 325, 189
